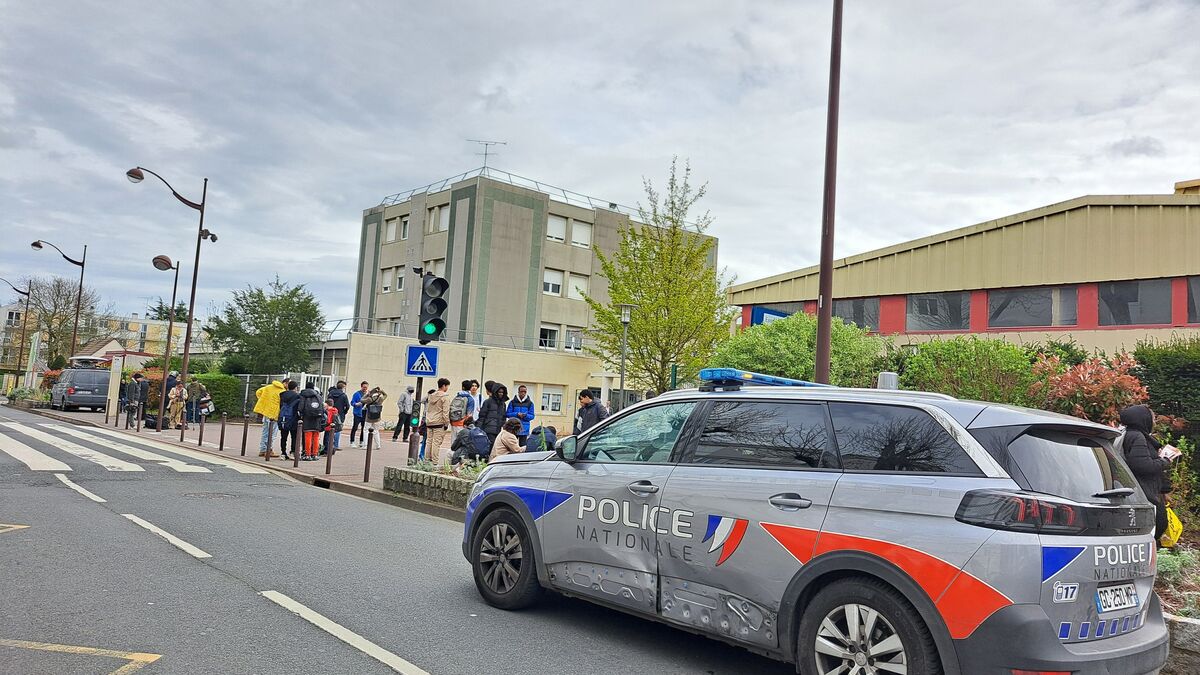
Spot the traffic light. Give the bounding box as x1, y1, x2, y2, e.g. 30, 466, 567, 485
418, 272, 449, 344
409, 402, 421, 427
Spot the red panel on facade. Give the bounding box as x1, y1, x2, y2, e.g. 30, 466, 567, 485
740, 305, 752, 331
1076, 284, 1099, 329
879, 296, 907, 334
1172, 278, 1189, 327
803, 300, 817, 315
969, 291, 988, 332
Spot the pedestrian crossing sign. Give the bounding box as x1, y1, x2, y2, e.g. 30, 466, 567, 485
405, 345, 439, 376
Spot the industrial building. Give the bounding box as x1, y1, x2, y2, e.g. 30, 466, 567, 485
730, 179, 1200, 353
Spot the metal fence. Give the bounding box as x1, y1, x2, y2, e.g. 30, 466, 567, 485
320, 317, 597, 353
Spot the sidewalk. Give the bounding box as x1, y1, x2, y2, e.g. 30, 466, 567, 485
25, 407, 419, 490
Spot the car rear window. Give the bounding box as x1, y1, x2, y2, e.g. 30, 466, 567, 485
71, 370, 108, 386
1004, 429, 1143, 504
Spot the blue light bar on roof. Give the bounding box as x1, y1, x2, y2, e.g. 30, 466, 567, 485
698, 368, 832, 388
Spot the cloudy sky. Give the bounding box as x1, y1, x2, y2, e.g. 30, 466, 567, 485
2, 1, 1197, 322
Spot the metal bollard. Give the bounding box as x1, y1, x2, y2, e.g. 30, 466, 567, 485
136, 402, 144, 432
325, 430, 334, 475
363, 426, 374, 483
104, 403, 110, 426
292, 422, 301, 468
241, 414, 250, 456
218, 413, 227, 452
197, 413, 206, 447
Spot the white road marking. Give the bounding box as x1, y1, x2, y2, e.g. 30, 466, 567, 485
121, 514, 211, 559
260, 590, 430, 674
0, 432, 72, 471
86, 427, 268, 474
0, 424, 143, 471
49, 426, 211, 473
55, 473, 106, 503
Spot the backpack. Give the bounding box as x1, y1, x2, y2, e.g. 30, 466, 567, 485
449, 393, 469, 423
331, 412, 343, 432
302, 394, 323, 419
468, 427, 491, 458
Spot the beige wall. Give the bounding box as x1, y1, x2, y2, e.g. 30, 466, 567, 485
892, 327, 1200, 355
342, 332, 611, 433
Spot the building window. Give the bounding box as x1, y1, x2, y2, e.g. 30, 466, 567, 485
423, 259, 446, 277
396, 267, 405, 292
988, 286, 1077, 328
439, 205, 451, 232
541, 385, 564, 413
568, 273, 589, 300
381, 268, 393, 294
384, 218, 398, 242
564, 327, 584, 351
1189, 277, 1200, 324
391, 321, 404, 336
1098, 279, 1172, 326
5, 311, 20, 327
906, 292, 970, 331
571, 221, 593, 248
547, 215, 567, 242
401, 217, 410, 240
832, 298, 880, 332
539, 325, 559, 349
543, 269, 564, 295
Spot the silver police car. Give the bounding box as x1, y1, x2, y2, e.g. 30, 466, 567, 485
464, 369, 1169, 674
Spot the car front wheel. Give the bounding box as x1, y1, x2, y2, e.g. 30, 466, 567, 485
796, 577, 939, 675
470, 508, 541, 610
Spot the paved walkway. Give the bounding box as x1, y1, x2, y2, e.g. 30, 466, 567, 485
25, 407, 421, 489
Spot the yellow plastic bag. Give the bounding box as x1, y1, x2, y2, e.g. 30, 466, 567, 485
1160, 506, 1183, 548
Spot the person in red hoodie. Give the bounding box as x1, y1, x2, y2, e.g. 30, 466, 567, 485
321, 397, 342, 456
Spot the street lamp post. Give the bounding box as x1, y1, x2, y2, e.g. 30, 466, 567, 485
30, 240, 86, 361
813, 0, 844, 384
479, 347, 489, 385
0, 278, 31, 385
126, 167, 216, 429
152, 255, 180, 433
616, 304, 637, 411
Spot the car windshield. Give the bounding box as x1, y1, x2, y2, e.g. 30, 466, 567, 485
1005, 429, 1145, 504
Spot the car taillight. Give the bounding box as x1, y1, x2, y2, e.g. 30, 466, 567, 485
956, 489, 1154, 536
67, 387, 76, 395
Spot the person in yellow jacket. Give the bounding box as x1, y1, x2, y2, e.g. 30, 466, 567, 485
254, 379, 286, 457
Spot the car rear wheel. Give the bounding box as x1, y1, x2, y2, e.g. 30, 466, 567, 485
470, 508, 541, 610
796, 577, 939, 675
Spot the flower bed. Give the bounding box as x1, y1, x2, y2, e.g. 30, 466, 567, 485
382, 466, 475, 509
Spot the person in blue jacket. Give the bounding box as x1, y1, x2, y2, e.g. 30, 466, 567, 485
349, 381, 369, 448
505, 384, 536, 446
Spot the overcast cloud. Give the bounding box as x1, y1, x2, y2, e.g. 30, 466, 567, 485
1, 1, 1197, 321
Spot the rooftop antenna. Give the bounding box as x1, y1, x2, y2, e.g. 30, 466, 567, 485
468, 139, 507, 170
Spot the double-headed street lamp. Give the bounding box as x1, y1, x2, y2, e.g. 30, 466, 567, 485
30, 240, 86, 360
126, 167, 216, 426
616, 303, 638, 411
0, 277, 31, 385
152, 255, 180, 433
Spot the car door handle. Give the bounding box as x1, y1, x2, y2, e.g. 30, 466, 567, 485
627, 480, 660, 496
769, 493, 812, 511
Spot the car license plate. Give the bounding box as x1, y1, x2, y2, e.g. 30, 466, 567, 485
1095, 583, 1139, 613
76, 390, 91, 394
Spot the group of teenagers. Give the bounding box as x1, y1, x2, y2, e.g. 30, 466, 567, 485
252, 378, 387, 461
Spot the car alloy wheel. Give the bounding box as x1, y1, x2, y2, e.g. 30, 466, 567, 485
814, 602, 907, 675
478, 521, 524, 594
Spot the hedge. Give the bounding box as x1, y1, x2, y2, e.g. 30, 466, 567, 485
1135, 336, 1200, 436
196, 373, 243, 416
901, 336, 1037, 405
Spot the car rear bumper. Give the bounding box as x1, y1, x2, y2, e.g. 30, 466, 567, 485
65, 395, 107, 407
955, 594, 1169, 675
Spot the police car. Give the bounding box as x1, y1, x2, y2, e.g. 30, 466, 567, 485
463, 369, 1169, 674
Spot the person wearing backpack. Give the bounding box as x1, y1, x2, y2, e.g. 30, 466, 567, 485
451, 422, 491, 465
349, 381, 369, 448
298, 381, 325, 461
450, 380, 476, 431
529, 424, 558, 453
478, 383, 509, 446
506, 384, 536, 445
362, 385, 388, 450
278, 380, 301, 460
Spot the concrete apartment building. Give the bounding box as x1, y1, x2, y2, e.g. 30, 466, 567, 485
730, 179, 1200, 353
345, 168, 719, 427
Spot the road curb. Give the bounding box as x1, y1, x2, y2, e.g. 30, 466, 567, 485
11, 404, 466, 523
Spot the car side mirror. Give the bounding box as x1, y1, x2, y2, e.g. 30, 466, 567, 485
555, 436, 577, 464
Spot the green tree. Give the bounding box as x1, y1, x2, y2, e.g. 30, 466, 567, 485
711, 311, 886, 387
147, 297, 188, 321
207, 277, 324, 374
583, 158, 736, 394
902, 336, 1037, 405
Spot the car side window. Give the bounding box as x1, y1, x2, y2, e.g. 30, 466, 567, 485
828, 402, 983, 475
579, 402, 696, 464
692, 401, 836, 469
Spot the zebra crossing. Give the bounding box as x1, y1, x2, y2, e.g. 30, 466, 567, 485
0, 422, 268, 475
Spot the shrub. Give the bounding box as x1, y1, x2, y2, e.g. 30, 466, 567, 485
1024, 338, 1090, 367
1135, 336, 1200, 438
41, 369, 62, 389
196, 373, 244, 416
900, 337, 1036, 404
48, 354, 67, 370
711, 312, 886, 387
1028, 353, 1147, 425
219, 354, 253, 375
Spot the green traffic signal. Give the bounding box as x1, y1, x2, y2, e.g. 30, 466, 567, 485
410, 416, 420, 426
423, 323, 437, 334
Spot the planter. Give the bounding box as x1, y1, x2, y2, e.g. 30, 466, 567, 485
383, 466, 473, 509
1166, 613, 1200, 674
5, 399, 49, 410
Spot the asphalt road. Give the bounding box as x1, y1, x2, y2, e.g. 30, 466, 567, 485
0, 405, 792, 674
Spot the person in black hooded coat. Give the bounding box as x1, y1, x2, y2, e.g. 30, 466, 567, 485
1119, 404, 1179, 540
477, 384, 509, 446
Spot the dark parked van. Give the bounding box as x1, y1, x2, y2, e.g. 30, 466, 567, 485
51, 368, 111, 411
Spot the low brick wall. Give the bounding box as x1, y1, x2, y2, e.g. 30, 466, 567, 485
4, 399, 48, 409
383, 466, 472, 509
1165, 613, 1200, 674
